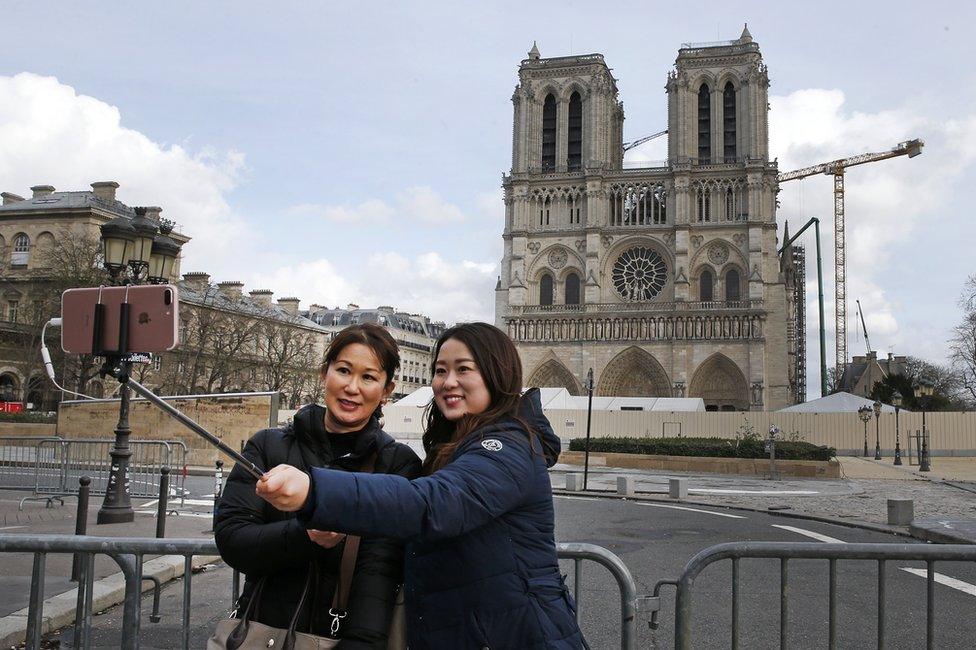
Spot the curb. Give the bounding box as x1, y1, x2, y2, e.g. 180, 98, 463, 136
0, 553, 220, 648
552, 488, 932, 541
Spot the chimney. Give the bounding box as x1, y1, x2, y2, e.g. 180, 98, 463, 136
217, 281, 245, 300
309, 303, 326, 312
249, 289, 273, 308
181, 272, 211, 292
90, 181, 119, 202
278, 297, 301, 316
1, 192, 25, 205
31, 185, 55, 198
141, 206, 163, 222
347, 303, 359, 310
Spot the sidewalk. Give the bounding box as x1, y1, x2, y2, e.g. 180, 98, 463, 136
0, 490, 217, 648
551, 455, 976, 541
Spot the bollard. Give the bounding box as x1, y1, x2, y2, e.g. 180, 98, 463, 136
669, 478, 688, 499
887, 498, 914, 526
616, 476, 635, 497
70, 476, 91, 582
156, 467, 170, 539
565, 473, 583, 492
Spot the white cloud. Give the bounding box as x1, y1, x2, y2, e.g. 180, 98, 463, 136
0, 72, 252, 273
292, 185, 468, 225
772, 88, 976, 372
253, 251, 497, 324
396, 186, 465, 224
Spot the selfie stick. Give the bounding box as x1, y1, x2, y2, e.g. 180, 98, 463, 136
101, 363, 265, 481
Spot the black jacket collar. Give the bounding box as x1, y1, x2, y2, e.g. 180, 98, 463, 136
287, 403, 394, 469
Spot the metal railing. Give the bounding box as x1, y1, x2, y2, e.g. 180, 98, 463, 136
0, 437, 188, 508
657, 541, 976, 650
0, 535, 641, 650
557, 542, 641, 650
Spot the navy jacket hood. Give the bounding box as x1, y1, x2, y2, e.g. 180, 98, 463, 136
519, 387, 562, 467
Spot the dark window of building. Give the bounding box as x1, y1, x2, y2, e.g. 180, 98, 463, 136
565, 272, 581, 305
697, 84, 711, 164
725, 269, 741, 303
723, 82, 736, 162
542, 94, 557, 171
11, 234, 30, 266
725, 188, 736, 221
567, 92, 583, 171
700, 269, 714, 302
539, 197, 551, 225
540, 273, 554, 306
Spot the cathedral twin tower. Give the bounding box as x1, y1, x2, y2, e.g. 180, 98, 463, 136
495, 27, 802, 411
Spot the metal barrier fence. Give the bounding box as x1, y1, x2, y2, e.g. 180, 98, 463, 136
662, 541, 976, 650
0, 437, 188, 508
0, 535, 639, 650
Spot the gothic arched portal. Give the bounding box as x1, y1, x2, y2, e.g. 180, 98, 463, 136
527, 359, 582, 395
597, 347, 671, 397
688, 353, 750, 411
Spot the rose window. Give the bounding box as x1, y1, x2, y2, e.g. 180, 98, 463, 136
612, 246, 668, 301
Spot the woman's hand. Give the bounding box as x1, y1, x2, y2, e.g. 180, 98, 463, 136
307, 530, 346, 548
255, 464, 310, 512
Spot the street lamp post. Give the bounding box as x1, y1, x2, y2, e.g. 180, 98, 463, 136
582, 368, 594, 491
916, 378, 935, 473
857, 405, 872, 457
96, 209, 180, 525
872, 400, 882, 460
892, 392, 903, 466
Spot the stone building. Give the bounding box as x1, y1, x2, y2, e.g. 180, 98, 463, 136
307, 305, 446, 399
495, 27, 802, 411
0, 182, 189, 408
0, 181, 327, 409
839, 351, 907, 400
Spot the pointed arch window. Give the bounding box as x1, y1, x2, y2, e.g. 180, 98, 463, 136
697, 186, 711, 222
567, 92, 583, 171
542, 94, 557, 171
565, 272, 581, 305
539, 197, 551, 226
723, 82, 737, 162
725, 269, 741, 303
725, 187, 736, 221
700, 269, 714, 302
540, 273, 554, 306
697, 84, 711, 164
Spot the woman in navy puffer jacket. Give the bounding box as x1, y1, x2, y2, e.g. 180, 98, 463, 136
257, 323, 587, 649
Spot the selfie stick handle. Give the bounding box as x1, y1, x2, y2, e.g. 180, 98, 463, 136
122, 375, 264, 480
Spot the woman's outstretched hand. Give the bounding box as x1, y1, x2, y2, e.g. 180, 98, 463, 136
255, 464, 310, 512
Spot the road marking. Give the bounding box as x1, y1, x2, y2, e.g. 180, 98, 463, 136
135, 509, 213, 519
690, 489, 819, 496
771, 524, 846, 544
899, 568, 976, 597
637, 503, 746, 519
0, 525, 29, 530
139, 498, 214, 508
554, 495, 599, 502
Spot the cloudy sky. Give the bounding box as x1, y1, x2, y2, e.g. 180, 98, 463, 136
1, 1, 974, 390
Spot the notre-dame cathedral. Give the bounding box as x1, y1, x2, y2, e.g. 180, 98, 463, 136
495, 27, 804, 411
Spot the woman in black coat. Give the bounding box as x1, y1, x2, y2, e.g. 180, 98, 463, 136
215, 323, 422, 648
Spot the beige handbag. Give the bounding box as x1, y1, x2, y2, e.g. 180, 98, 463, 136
210, 453, 407, 649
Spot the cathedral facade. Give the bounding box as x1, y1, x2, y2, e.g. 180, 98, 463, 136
495, 28, 801, 411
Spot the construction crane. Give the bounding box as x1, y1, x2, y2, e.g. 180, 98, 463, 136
856, 299, 872, 354
623, 129, 668, 152
778, 138, 923, 378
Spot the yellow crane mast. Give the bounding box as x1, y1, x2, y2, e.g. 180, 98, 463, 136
778, 138, 924, 378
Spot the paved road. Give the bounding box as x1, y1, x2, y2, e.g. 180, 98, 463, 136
9, 494, 972, 649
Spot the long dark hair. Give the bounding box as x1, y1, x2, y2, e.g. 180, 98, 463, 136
421, 322, 524, 474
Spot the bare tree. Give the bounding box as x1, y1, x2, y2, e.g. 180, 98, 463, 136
950, 275, 976, 407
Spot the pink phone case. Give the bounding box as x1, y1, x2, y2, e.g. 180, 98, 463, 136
61, 285, 180, 355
